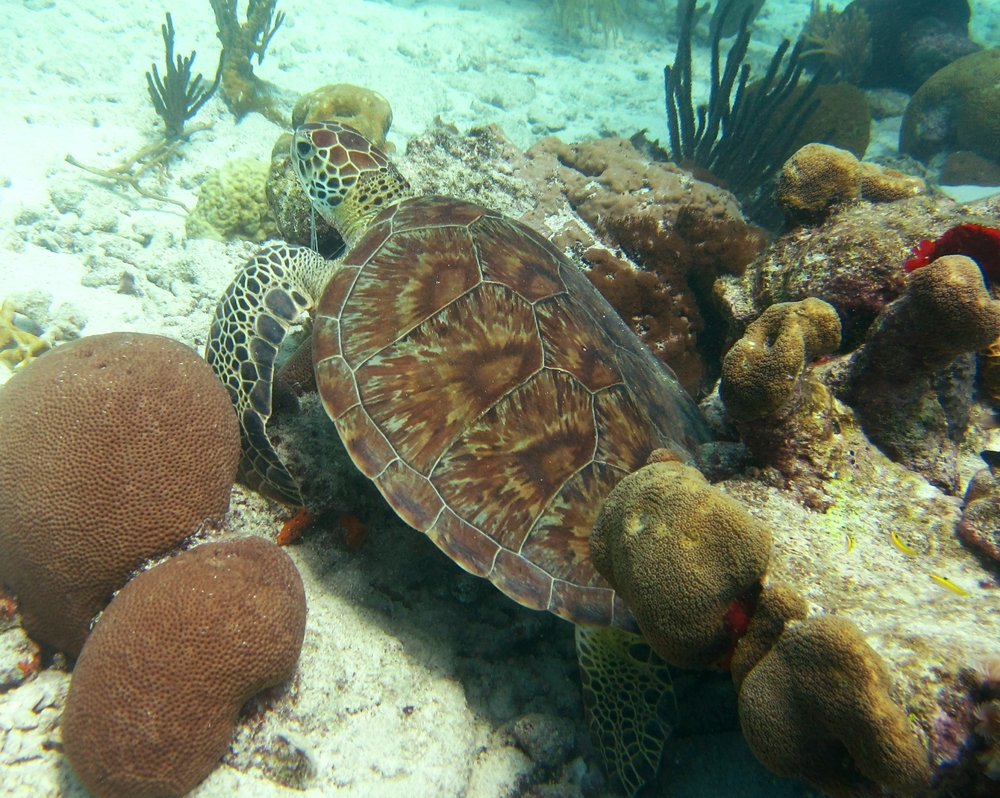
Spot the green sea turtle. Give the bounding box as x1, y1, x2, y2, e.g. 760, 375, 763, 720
206, 120, 711, 795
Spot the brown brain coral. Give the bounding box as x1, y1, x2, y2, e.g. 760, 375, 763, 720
62, 535, 306, 798
590, 454, 772, 669
775, 143, 925, 226
0, 332, 240, 657
738, 615, 931, 797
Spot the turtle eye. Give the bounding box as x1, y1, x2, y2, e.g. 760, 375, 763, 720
296, 140, 312, 158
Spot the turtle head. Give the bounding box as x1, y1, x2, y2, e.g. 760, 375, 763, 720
292, 121, 411, 246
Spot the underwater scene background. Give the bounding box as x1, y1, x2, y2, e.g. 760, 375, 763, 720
2, 0, 1000, 796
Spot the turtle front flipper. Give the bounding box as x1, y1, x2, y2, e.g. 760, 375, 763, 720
575, 625, 678, 797
206, 243, 335, 506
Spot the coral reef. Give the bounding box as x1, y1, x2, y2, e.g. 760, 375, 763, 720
846, 255, 1000, 492
901, 48, 1000, 166
186, 157, 277, 242
0, 332, 240, 657
774, 143, 925, 226
737, 615, 932, 797
590, 451, 772, 669
62, 536, 306, 798
209, 0, 288, 124
714, 194, 997, 351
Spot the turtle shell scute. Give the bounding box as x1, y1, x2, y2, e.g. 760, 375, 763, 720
315, 195, 708, 628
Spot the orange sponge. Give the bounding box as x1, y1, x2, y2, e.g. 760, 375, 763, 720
62, 536, 306, 798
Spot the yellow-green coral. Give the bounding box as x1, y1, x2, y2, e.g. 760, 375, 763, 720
590, 451, 772, 669
0, 300, 50, 371
738, 615, 932, 797
775, 143, 926, 225
720, 297, 841, 421
186, 158, 277, 243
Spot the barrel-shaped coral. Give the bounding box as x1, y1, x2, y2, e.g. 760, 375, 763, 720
720, 297, 841, 421
738, 615, 931, 798
0, 332, 240, 657
590, 453, 772, 669
62, 536, 307, 798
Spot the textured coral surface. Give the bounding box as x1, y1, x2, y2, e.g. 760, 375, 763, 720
0, 332, 240, 658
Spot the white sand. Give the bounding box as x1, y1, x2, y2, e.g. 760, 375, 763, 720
1, 0, 1000, 796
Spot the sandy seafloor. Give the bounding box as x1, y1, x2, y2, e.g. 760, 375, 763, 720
2, 0, 1000, 796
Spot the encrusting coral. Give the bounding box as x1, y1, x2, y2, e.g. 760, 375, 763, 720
0, 332, 240, 657
738, 615, 932, 797
523, 135, 766, 396
62, 536, 306, 798
590, 449, 772, 670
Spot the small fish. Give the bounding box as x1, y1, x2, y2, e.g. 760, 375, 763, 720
929, 573, 971, 596
890, 529, 918, 555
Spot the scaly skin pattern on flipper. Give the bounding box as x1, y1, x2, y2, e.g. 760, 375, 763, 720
205, 244, 335, 505
576, 626, 677, 798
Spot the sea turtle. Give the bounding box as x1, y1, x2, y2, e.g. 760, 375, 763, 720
206, 120, 711, 795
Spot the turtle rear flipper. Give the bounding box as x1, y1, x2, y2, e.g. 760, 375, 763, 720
576, 625, 678, 797
206, 243, 335, 506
